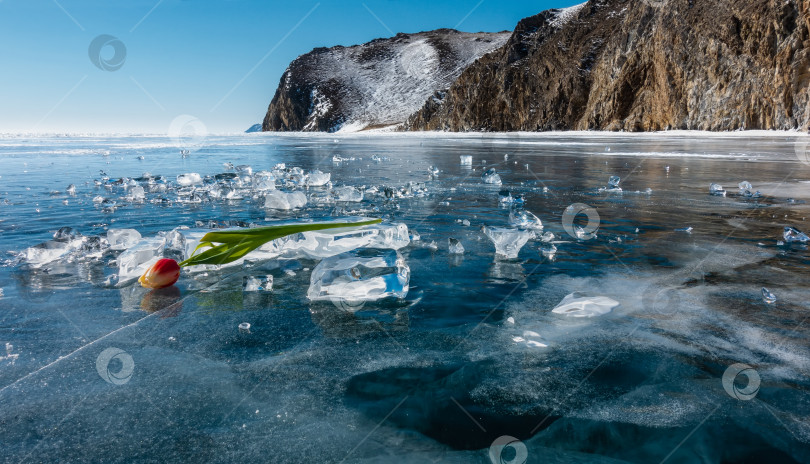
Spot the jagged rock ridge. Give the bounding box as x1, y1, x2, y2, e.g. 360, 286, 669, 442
262, 29, 510, 132
406, 0, 810, 131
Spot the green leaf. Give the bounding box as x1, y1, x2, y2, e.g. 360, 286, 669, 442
178, 218, 382, 268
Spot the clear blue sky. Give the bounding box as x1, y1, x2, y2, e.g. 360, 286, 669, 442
0, 0, 580, 134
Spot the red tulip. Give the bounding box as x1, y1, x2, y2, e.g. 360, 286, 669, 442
138, 258, 181, 289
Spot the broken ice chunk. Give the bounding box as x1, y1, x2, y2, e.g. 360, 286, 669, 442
128, 186, 146, 201
608, 176, 621, 190
482, 226, 534, 259
18, 238, 80, 267
460, 155, 473, 165
498, 190, 523, 204
280, 223, 410, 259
783, 226, 809, 243
238, 322, 251, 333
54, 227, 81, 241
551, 293, 619, 317
539, 231, 555, 242
448, 238, 464, 255
307, 248, 409, 307
675, 227, 693, 233
243, 275, 273, 292
540, 243, 557, 257
738, 181, 753, 191
253, 171, 277, 191
17, 228, 93, 267
177, 173, 202, 186
709, 183, 727, 196
263, 190, 307, 210
117, 236, 166, 280
481, 168, 502, 185
509, 208, 543, 230
762, 287, 777, 304
333, 186, 363, 202
107, 229, 142, 250
305, 170, 331, 187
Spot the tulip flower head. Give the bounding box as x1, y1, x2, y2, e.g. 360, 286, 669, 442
139, 258, 181, 289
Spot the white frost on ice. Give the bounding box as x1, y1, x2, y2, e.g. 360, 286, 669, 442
551, 293, 619, 317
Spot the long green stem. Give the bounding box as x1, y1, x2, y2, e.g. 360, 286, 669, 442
178, 218, 382, 268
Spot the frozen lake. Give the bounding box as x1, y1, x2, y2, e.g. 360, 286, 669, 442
1, 132, 809, 463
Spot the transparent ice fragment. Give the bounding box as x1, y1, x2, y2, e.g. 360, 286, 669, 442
574, 226, 594, 240
117, 236, 166, 280
551, 292, 619, 317
19, 239, 76, 267
333, 186, 363, 202
243, 275, 273, 292
128, 186, 146, 201
263, 190, 307, 210
253, 171, 277, 191
738, 181, 753, 191
177, 173, 202, 186
709, 183, 727, 196
482, 226, 534, 259
509, 208, 543, 230
608, 176, 621, 189
498, 190, 523, 204
539, 231, 555, 242
448, 238, 464, 255
18, 228, 92, 267
236, 165, 253, 176
107, 229, 142, 250
305, 170, 331, 187
540, 243, 557, 257
54, 227, 81, 241
279, 223, 409, 259
762, 287, 777, 304
783, 226, 809, 243
238, 322, 251, 333
460, 155, 473, 165
675, 227, 693, 233
307, 248, 409, 306
481, 168, 502, 185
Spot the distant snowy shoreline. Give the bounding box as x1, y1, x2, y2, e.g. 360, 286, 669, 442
0, 130, 806, 139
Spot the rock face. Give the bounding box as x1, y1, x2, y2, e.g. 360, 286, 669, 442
406, 0, 810, 131
262, 29, 510, 132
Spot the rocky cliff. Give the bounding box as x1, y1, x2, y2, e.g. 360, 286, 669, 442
406, 0, 810, 131
262, 29, 510, 132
